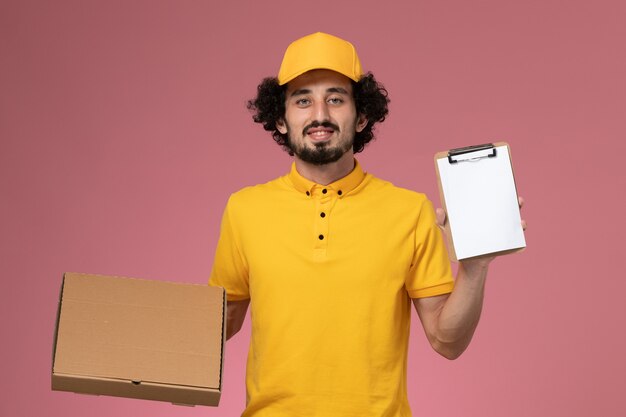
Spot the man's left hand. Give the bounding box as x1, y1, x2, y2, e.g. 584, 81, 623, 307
435, 197, 527, 269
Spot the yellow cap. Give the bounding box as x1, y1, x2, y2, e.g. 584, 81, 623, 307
277, 32, 363, 85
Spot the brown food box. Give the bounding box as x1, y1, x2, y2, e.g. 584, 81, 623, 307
52, 272, 226, 406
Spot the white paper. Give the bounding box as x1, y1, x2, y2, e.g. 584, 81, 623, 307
437, 145, 526, 259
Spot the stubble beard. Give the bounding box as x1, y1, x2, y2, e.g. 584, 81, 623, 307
286, 122, 355, 166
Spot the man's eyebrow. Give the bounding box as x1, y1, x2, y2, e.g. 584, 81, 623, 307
289, 89, 311, 97
327, 87, 349, 94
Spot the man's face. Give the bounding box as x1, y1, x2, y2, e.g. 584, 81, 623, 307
277, 69, 367, 165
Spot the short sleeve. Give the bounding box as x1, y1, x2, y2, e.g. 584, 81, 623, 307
405, 198, 455, 298
209, 197, 250, 301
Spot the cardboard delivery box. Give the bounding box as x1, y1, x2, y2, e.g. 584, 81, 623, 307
52, 272, 225, 406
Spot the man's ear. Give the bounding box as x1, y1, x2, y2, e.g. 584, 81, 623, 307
356, 114, 368, 133
276, 119, 287, 134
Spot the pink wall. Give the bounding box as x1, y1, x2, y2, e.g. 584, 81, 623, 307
1, 0, 625, 416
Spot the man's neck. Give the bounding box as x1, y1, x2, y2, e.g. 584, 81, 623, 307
294, 151, 355, 186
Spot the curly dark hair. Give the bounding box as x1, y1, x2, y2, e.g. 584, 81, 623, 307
247, 72, 389, 154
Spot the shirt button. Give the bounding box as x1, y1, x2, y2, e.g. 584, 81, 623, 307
337, 190, 343, 196
322, 189, 327, 194
318, 234, 324, 240
320, 212, 326, 218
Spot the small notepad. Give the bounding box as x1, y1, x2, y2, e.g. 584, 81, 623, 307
434, 143, 526, 261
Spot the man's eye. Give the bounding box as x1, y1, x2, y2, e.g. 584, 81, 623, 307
328, 97, 344, 104
295, 98, 310, 106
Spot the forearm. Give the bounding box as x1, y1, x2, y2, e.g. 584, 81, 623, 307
226, 299, 250, 340
432, 261, 489, 359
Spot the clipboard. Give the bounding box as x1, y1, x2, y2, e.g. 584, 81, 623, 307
434, 142, 526, 261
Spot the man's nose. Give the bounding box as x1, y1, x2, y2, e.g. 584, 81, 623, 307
313, 100, 330, 122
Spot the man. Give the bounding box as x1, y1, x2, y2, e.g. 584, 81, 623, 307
210, 32, 522, 416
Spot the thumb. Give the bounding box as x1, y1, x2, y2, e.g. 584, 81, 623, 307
435, 208, 447, 229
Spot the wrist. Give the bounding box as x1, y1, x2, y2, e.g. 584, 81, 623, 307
459, 257, 492, 280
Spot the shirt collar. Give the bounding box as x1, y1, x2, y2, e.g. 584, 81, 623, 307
287, 159, 366, 197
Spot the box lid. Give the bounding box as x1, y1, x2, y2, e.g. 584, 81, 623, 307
53, 273, 224, 394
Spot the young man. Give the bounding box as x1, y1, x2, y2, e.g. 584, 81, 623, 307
210, 32, 520, 416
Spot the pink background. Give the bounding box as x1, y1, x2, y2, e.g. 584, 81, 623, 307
1, 0, 625, 416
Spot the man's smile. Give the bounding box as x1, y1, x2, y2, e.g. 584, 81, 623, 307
303, 122, 340, 142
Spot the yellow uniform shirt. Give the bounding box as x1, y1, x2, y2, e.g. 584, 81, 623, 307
210, 161, 454, 416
